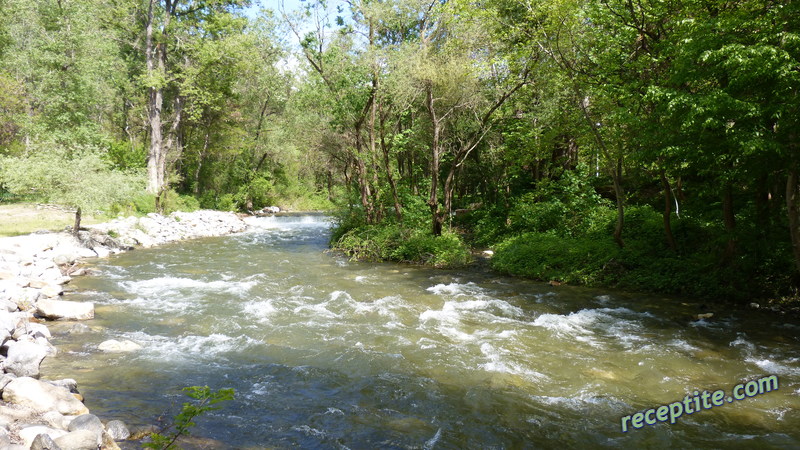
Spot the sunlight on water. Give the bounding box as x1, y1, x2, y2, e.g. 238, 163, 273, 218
43, 215, 800, 448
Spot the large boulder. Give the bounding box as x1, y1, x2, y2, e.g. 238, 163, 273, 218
104, 420, 130, 440
3, 340, 48, 378
2, 377, 89, 415
67, 414, 104, 435
54, 429, 101, 450
36, 299, 94, 321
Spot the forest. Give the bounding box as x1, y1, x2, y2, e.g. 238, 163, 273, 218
0, 0, 798, 305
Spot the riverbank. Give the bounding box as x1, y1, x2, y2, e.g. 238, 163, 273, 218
0, 210, 248, 448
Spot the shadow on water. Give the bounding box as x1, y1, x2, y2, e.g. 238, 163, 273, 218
42, 215, 800, 448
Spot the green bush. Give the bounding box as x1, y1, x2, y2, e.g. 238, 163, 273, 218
332, 222, 472, 268
0, 146, 146, 213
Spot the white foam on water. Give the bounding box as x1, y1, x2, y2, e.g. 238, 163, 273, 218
479, 342, 547, 381
121, 276, 256, 297
241, 299, 277, 322
122, 331, 260, 361
529, 389, 628, 411
426, 282, 484, 297
292, 425, 327, 438
531, 307, 646, 348
747, 358, 800, 376
423, 428, 442, 450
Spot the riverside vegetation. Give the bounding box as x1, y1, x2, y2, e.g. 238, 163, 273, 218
0, 0, 798, 308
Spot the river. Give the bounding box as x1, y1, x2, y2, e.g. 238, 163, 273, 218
41, 215, 800, 448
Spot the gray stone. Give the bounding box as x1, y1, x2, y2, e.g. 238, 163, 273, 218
19, 426, 68, 448
36, 299, 94, 321
54, 429, 101, 450
3, 340, 48, 378
101, 431, 122, 450
47, 378, 79, 393
104, 420, 130, 440
2, 377, 89, 415
68, 414, 104, 436
30, 432, 63, 450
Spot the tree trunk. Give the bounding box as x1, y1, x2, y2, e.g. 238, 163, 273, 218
425, 84, 443, 236
787, 168, 800, 276
380, 110, 402, 221
660, 168, 678, 251
72, 207, 81, 236
145, 0, 162, 195
612, 157, 625, 248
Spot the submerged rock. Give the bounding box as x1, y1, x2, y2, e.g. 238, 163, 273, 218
97, 339, 142, 352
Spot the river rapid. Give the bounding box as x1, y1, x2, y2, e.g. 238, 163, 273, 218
41, 215, 800, 448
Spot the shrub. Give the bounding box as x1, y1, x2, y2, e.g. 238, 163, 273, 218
0, 146, 146, 214
332, 223, 472, 268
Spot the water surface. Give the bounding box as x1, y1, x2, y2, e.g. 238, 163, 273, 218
43, 215, 800, 448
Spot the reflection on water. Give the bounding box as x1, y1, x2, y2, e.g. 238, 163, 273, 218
43, 215, 800, 448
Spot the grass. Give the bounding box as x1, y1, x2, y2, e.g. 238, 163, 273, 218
0, 203, 101, 237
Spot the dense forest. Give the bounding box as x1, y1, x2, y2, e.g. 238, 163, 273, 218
0, 0, 798, 304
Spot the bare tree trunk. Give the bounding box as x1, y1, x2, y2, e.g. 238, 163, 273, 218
72, 207, 81, 237
425, 84, 444, 236
145, 0, 162, 195
660, 168, 678, 251
612, 157, 625, 248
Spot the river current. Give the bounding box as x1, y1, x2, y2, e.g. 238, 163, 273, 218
41, 215, 800, 448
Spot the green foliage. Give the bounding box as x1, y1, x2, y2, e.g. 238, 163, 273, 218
143, 386, 235, 450
333, 222, 472, 268
0, 147, 146, 213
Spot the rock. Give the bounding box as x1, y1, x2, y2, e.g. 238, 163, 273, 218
36, 299, 94, 320
28, 322, 52, 339
53, 254, 73, 266
42, 410, 72, 430
19, 426, 68, 448
97, 339, 142, 352
54, 429, 101, 450
0, 298, 18, 312
93, 246, 111, 258
694, 312, 714, 320
101, 431, 122, 450
3, 377, 89, 415
30, 431, 63, 450
47, 378, 79, 393
68, 414, 104, 435
3, 340, 48, 378
0, 373, 17, 390
104, 420, 130, 440
0, 428, 10, 448
66, 323, 91, 334
40, 284, 64, 298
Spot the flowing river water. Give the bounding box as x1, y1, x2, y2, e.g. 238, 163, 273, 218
41, 215, 800, 448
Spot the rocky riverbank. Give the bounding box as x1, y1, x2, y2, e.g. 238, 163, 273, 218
0, 210, 248, 449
